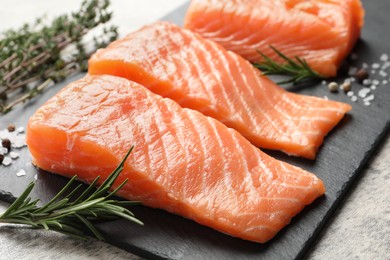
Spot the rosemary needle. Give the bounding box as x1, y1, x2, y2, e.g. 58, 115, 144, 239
0, 146, 143, 241
253, 46, 325, 84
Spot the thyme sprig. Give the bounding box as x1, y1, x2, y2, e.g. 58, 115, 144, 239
253, 46, 325, 84
0, 0, 118, 114
0, 147, 143, 241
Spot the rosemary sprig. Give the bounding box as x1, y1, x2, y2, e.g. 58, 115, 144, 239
0, 0, 118, 114
253, 46, 325, 84
0, 147, 143, 240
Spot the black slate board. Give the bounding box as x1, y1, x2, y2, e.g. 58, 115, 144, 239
0, 1, 389, 259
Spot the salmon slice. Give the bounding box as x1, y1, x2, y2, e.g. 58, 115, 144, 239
26, 75, 325, 243
88, 21, 352, 159
184, 0, 365, 77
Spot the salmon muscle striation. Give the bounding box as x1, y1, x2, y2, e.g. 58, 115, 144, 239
27, 75, 325, 243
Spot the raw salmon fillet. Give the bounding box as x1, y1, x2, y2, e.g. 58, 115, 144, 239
88, 21, 352, 159
184, 0, 365, 77
26, 75, 325, 243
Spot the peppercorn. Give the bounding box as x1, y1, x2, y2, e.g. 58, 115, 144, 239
0, 154, 4, 164
355, 68, 369, 83
328, 82, 339, 92
7, 124, 15, 132
2, 138, 11, 150
341, 82, 352, 93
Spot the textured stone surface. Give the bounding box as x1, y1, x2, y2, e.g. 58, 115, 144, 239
307, 136, 390, 259
0, 0, 389, 259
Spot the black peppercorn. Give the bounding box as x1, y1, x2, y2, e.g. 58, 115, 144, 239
355, 68, 369, 83
0, 154, 4, 164
2, 138, 11, 151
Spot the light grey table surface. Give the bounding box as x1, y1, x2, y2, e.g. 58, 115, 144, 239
0, 1, 389, 259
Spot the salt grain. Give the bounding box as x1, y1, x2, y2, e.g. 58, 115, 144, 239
379, 70, 388, 77
372, 79, 380, 85
0, 147, 8, 155
347, 91, 354, 97
364, 94, 375, 102
2, 157, 12, 166
10, 152, 19, 159
371, 70, 376, 74
380, 53, 389, 61
0, 129, 10, 139
364, 101, 371, 106
12, 136, 26, 148
351, 96, 358, 102
321, 80, 327, 85
382, 62, 390, 70
372, 63, 381, 69
16, 169, 26, 177
362, 63, 368, 69
382, 80, 388, 85
362, 79, 372, 85
358, 88, 371, 98
323, 96, 328, 100
370, 85, 377, 90
16, 127, 25, 134
34, 174, 38, 180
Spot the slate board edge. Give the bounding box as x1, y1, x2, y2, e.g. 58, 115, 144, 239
298, 122, 390, 260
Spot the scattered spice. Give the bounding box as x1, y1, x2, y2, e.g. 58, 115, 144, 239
2, 138, 11, 150
0, 123, 27, 168
7, 124, 15, 132
341, 81, 352, 92
355, 68, 369, 83
328, 82, 339, 92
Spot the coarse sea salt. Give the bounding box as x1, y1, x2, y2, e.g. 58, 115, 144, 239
372, 63, 381, 69
10, 152, 19, 159
364, 94, 375, 102
2, 157, 12, 166
16, 127, 24, 133
0, 147, 8, 155
364, 101, 371, 106
370, 85, 377, 90
12, 136, 27, 148
16, 169, 26, 177
358, 88, 371, 98
362, 79, 372, 86
372, 79, 380, 85
379, 71, 388, 77
347, 91, 354, 97
351, 96, 358, 102
382, 80, 388, 85
380, 53, 389, 61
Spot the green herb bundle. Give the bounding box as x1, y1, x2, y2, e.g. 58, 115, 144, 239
0, 0, 118, 113
0, 147, 142, 240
